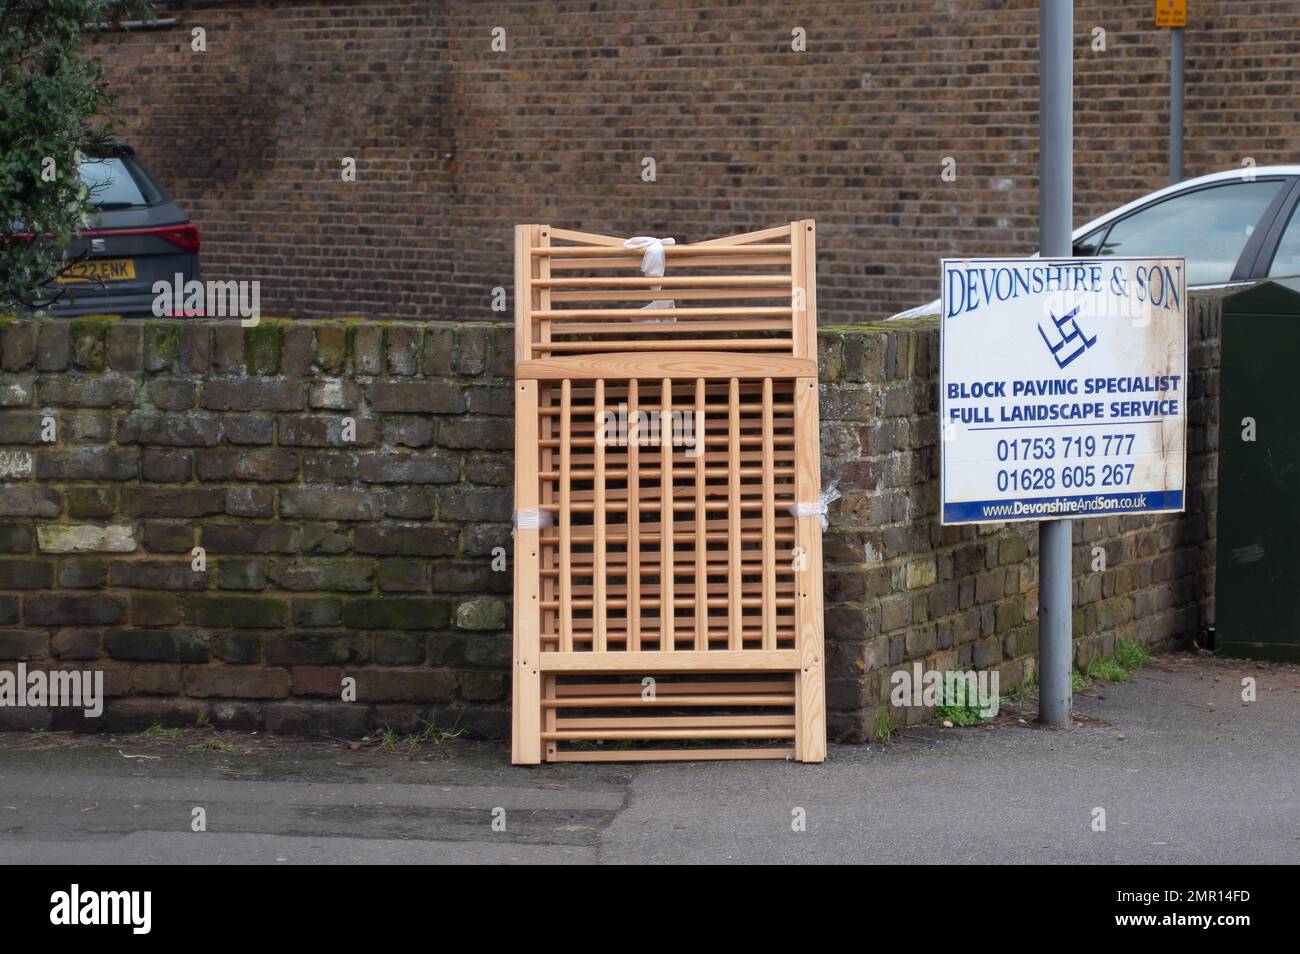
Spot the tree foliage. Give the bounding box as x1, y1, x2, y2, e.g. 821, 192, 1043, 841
0, 0, 153, 310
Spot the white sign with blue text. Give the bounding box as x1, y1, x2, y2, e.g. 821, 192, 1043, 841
940, 257, 1187, 525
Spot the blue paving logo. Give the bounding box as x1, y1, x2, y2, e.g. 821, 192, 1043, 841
1037, 305, 1097, 368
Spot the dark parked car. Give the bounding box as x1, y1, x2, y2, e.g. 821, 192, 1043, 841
44, 143, 200, 316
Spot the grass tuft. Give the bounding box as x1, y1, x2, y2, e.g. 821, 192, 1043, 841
376, 715, 467, 754
1115, 638, 1154, 670
933, 670, 997, 726
142, 722, 184, 739
873, 708, 897, 742
1006, 674, 1038, 705
188, 738, 240, 753
1085, 657, 1131, 683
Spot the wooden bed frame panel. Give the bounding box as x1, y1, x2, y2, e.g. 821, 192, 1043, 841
511, 221, 826, 764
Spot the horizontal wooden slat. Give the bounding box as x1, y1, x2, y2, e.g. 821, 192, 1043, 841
542, 728, 796, 740
556, 715, 795, 729
539, 306, 793, 319
536, 244, 792, 257
544, 227, 627, 246
533, 439, 795, 454
543, 695, 796, 709
517, 352, 816, 380
553, 679, 792, 696
541, 596, 796, 611
548, 748, 794, 762
540, 631, 798, 645
538, 500, 793, 517
540, 339, 792, 353
532, 275, 792, 288
541, 624, 798, 637
540, 650, 800, 672
541, 530, 797, 546
549, 287, 790, 302
691, 224, 793, 246
548, 254, 790, 270
550, 319, 791, 335
541, 555, 775, 574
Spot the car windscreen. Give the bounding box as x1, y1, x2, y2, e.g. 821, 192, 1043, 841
78, 155, 164, 209
1095, 179, 1285, 285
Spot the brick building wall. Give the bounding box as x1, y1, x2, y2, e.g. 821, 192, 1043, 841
0, 294, 1219, 738
93, 0, 1300, 325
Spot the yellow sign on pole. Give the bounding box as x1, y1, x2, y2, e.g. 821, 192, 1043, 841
1156, 0, 1187, 28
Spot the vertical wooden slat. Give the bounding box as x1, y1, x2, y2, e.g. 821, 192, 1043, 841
593, 378, 607, 652
511, 379, 542, 764
541, 380, 557, 762
559, 379, 573, 652
693, 377, 707, 650
542, 673, 557, 762
627, 379, 641, 651
800, 220, 818, 359
761, 377, 776, 651
512, 223, 543, 763
727, 376, 742, 651
513, 225, 537, 365
796, 219, 825, 762
793, 377, 827, 762
538, 225, 553, 356
790, 219, 809, 359
660, 377, 674, 651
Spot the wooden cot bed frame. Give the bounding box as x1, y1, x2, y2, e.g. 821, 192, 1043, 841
511, 221, 826, 763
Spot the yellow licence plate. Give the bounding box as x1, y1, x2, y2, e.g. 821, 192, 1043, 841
58, 259, 136, 284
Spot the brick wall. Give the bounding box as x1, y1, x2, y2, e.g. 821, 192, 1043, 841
0, 294, 1220, 739
92, 0, 1300, 325
0, 316, 516, 736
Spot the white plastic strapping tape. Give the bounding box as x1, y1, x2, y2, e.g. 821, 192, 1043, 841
623, 235, 676, 312
512, 508, 552, 531
789, 480, 841, 530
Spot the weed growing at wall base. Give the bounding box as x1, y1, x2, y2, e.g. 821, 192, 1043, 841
1114, 638, 1154, 669
1085, 657, 1130, 682
889, 663, 999, 720
933, 669, 1000, 726
872, 708, 896, 742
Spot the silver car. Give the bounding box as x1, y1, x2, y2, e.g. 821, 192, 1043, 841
889, 166, 1300, 320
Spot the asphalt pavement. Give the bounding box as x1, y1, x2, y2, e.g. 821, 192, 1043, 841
1, 654, 1296, 864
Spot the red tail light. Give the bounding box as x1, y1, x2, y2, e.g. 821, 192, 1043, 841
80, 223, 201, 253
155, 224, 201, 253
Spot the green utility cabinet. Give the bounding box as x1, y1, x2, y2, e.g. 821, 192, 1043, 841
1216, 279, 1300, 662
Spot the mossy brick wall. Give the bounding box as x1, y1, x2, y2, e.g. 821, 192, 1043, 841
0, 317, 516, 737
0, 297, 1219, 741
817, 292, 1220, 740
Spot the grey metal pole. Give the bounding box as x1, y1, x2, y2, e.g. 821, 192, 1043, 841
1170, 26, 1184, 183
1038, 0, 1072, 727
